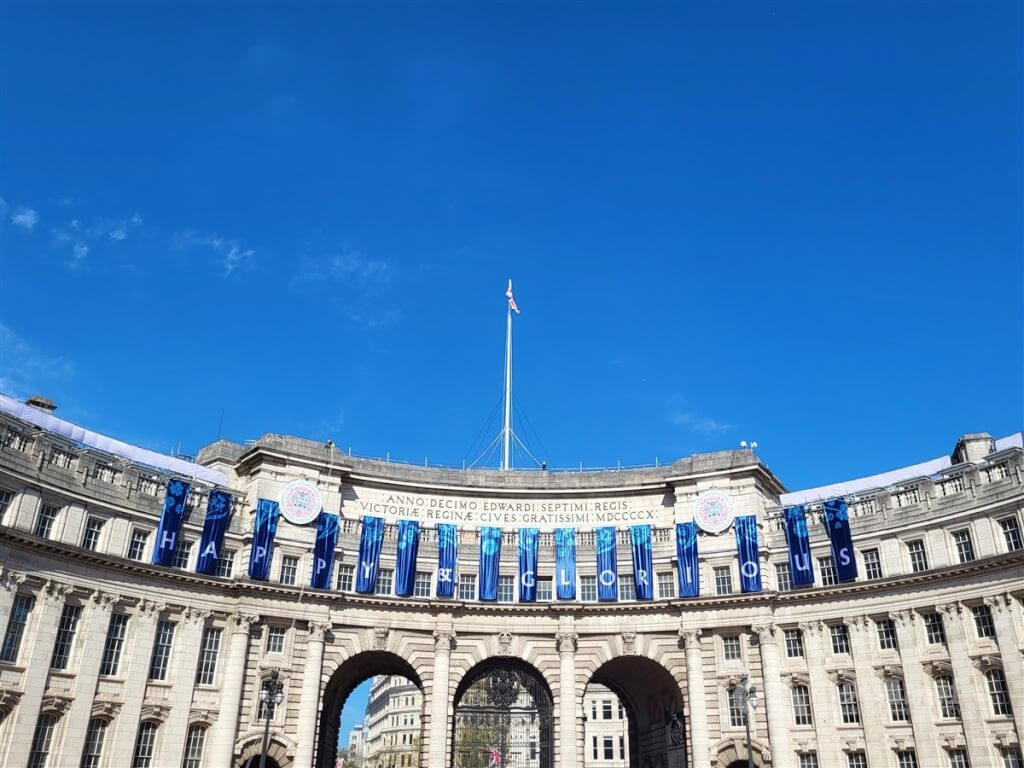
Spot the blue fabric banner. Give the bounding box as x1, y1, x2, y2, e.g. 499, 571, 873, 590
395, 519, 421, 597
478, 527, 501, 601
823, 498, 858, 582
596, 527, 619, 601
783, 505, 815, 587
555, 528, 577, 600
195, 489, 231, 575
355, 516, 385, 593
310, 511, 338, 590
675, 522, 700, 597
436, 524, 458, 598
248, 498, 279, 581
518, 528, 539, 602
630, 525, 654, 600
153, 479, 191, 566
735, 515, 763, 593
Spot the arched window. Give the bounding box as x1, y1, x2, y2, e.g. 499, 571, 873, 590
837, 681, 861, 724
28, 714, 58, 768
934, 675, 960, 719
791, 685, 813, 726
182, 725, 207, 768
986, 669, 1013, 716
81, 718, 110, 768
132, 721, 159, 768
885, 677, 909, 722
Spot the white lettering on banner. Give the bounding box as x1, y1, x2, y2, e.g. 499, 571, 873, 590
253, 546, 267, 563
521, 571, 535, 588
160, 530, 176, 552
437, 568, 453, 583
200, 540, 218, 560
361, 561, 373, 579
559, 569, 572, 586
740, 561, 760, 578
838, 548, 852, 566
636, 569, 648, 585
316, 558, 327, 575
682, 565, 696, 585
598, 570, 616, 586
793, 555, 811, 572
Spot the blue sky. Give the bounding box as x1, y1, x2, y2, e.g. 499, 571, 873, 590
1, 0, 1021, 745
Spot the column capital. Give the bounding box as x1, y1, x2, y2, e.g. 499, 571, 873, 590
40, 579, 75, 604
308, 622, 332, 643
751, 623, 778, 644
936, 601, 964, 618
433, 629, 456, 651
888, 609, 917, 627
798, 620, 825, 637
983, 593, 1015, 613
556, 631, 578, 654
88, 590, 120, 612
843, 614, 872, 633
182, 607, 212, 626
678, 628, 702, 648
136, 599, 167, 620
0, 568, 26, 592
228, 611, 260, 634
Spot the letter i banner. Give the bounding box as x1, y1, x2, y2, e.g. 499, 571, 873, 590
248, 498, 280, 580
734, 515, 763, 593
436, 524, 458, 598
355, 516, 385, 593
823, 498, 858, 582
630, 525, 654, 600
595, 527, 619, 601
478, 527, 502, 601
518, 528, 539, 602
675, 522, 700, 597
783, 505, 815, 587
310, 511, 339, 590
555, 528, 577, 600
153, 479, 191, 566
394, 519, 421, 597
195, 489, 232, 575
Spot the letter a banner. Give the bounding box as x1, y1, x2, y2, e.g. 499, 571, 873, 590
595, 527, 618, 601
195, 489, 231, 575
518, 528, 539, 602
479, 527, 501, 601
823, 498, 858, 582
630, 525, 654, 600
783, 505, 815, 587
555, 528, 577, 600
355, 516, 385, 593
675, 522, 700, 597
153, 479, 191, 566
248, 498, 279, 581
734, 515, 762, 593
395, 519, 421, 597
311, 512, 338, 590
436, 524, 458, 598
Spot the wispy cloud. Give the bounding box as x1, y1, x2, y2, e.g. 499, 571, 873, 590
72, 242, 89, 261
11, 207, 38, 232
109, 228, 127, 241
294, 245, 389, 285
346, 308, 403, 330
174, 229, 255, 276
0, 324, 75, 400
669, 396, 734, 435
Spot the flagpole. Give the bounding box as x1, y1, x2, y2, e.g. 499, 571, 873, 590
501, 282, 513, 471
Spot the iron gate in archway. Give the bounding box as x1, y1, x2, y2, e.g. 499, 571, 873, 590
452, 661, 554, 768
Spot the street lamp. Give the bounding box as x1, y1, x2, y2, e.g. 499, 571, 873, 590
258, 669, 284, 768
733, 675, 758, 768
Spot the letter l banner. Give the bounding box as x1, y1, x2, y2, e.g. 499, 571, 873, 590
595, 527, 619, 601
311, 511, 338, 590
555, 528, 577, 600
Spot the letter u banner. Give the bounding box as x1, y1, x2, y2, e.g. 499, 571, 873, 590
395, 519, 421, 597
355, 516, 385, 593
153, 479, 191, 566
734, 515, 763, 593
630, 525, 653, 600
555, 528, 577, 600
783, 505, 815, 587
436, 524, 458, 598
248, 498, 279, 581
195, 489, 231, 575
518, 528, 538, 602
823, 498, 858, 582
310, 512, 338, 590
675, 522, 700, 597
479, 527, 501, 601
596, 527, 618, 601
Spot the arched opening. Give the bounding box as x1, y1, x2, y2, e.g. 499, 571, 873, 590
451, 658, 554, 768
585, 657, 686, 768
317, 651, 424, 768
242, 758, 283, 768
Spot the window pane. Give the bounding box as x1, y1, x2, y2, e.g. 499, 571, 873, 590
1, 594, 36, 663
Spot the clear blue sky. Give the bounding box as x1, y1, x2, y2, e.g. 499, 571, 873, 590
1, 1, 1020, 744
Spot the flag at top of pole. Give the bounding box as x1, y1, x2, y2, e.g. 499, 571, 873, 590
506, 279, 520, 314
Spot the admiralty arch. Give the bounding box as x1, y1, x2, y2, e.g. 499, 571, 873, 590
0, 394, 1022, 768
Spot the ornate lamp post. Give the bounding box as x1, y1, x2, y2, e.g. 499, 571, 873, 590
258, 668, 284, 768
733, 674, 758, 768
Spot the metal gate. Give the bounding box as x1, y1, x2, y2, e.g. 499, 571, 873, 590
452, 662, 554, 768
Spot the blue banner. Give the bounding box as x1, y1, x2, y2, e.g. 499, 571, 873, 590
783, 505, 815, 587
595, 527, 618, 601
436, 524, 458, 598
518, 528, 538, 602
478, 527, 501, 601
248, 498, 279, 581
355, 516, 385, 593
395, 519, 421, 597
675, 522, 700, 597
311, 512, 338, 590
823, 498, 858, 582
555, 528, 577, 600
630, 525, 654, 600
153, 479, 191, 566
735, 515, 763, 593
195, 489, 231, 575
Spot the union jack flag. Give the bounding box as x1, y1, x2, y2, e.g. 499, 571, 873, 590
488, 746, 502, 766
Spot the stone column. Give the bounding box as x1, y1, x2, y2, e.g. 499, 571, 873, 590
294, 621, 330, 768
935, 602, 990, 763
800, 621, 843, 767
109, 600, 165, 758
890, 610, 941, 767
845, 616, 889, 768
984, 593, 1024, 738
160, 608, 211, 768
427, 628, 456, 767
208, 612, 258, 766
751, 623, 790, 765
556, 630, 579, 768
679, 628, 708, 768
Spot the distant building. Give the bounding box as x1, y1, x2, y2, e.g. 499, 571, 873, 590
363, 675, 421, 768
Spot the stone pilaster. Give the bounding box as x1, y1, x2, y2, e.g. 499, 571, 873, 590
160, 608, 211, 768
427, 628, 456, 767
109, 600, 166, 759
0, 569, 27, 627
983, 593, 1024, 738
799, 620, 842, 767
208, 612, 258, 766
752, 623, 789, 765
556, 629, 579, 768
680, 628, 708, 767
936, 602, 990, 763
889, 609, 941, 767
294, 621, 330, 768
844, 616, 889, 768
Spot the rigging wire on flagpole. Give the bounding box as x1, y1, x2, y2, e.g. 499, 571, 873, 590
460, 395, 503, 469
513, 394, 552, 468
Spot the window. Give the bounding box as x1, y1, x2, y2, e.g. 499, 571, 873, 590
498, 575, 515, 603
266, 627, 286, 654
728, 688, 748, 727
536, 577, 552, 601
376, 568, 393, 596
171, 540, 192, 570
714, 566, 733, 595
722, 635, 742, 661
1001, 747, 1024, 768
413, 571, 431, 598
127, 529, 148, 561
775, 562, 793, 592
935, 675, 960, 719
657, 571, 675, 598
580, 576, 597, 602
0, 488, 13, 524
100, 613, 129, 676
27, 714, 57, 768
618, 574, 635, 601
81, 517, 105, 551
592, 735, 598, 760
862, 549, 882, 580
948, 749, 969, 768
195, 627, 222, 685
50, 603, 82, 670
952, 530, 975, 563
999, 517, 1023, 552
457, 574, 476, 601
336, 564, 354, 592
280, 555, 298, 585
847, 753, 867, 768
146, 620, 175, 681
603, 699, 613, 719
180, 724, 207, 768
973, 605, 997, 639
785, 628, 804, 658
603, 735, 614, 759
907, 540, 929, 573
877, 618, 899, 651
799, 755, 819, 768
830, 624, 851, 655
81, 718, 109, 768
1, 594, 35, 662
886, 677, 909, 721
897, 751, 919, 768
818, 556, 837, 586
986, 669, 1013, 716
35, 504, 59, 538
214, 550, 235, 578
791, 685, 813, 725
838, 681, 860, 724
132, 721, 158, 767
923, 612, 946, 645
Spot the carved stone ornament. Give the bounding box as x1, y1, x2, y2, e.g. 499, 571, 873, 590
40, 696, 73, 716
433, 629, 456, 652
678, 628, 702, 649
621, 631, 637, 655
182, 607, 211, 625
137, 600, 167, 619
888, 610, 916, 627
827, 669, 856, 684
751, 623, 776, 644
843, 615, 870, 632
89, 591, 120, 612
936, 602, 963, 618
188, 708, 218, 726
308, 622, 331, 643
556, 632, 578, 654
785, 672, 811, 688
798, 620, 825, 637
972, 654, 1002, 672
497, 632, 513, 656
922, 660, 954, 678
0, 568, 27, 592
230, 612, 260, 634
140, 703, 171, 723
0, 689, 23, 716
90, 700, 122, 720
373, 627, 389, 650
41, 580, 75, 603
875, 664, 904, 680
984, 593, 1013, 613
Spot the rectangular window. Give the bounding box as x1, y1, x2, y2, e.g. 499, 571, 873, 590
498, 575, 515, 603
847, 753, 867, 768
886, 677, 909, 721
728, 688, 748, 727
784, 629, 804, 658
81, 718, 109, 768
948, 749, 969, 768
266, 627, 286, 654
657, 571, 675, 598
838, 682, 861, 724
376, 569, 393, 596
50, 603, 83, 670
536, 577, 553, 601
935, 675, 961, 719
818, 556, 837, 586
128, 529, 149, 561
877, 618, 899, 651
897, 751, 919, 768
775, 563, 793, 592
0, 488, 13, 525
830, 624, 851, 655
171, 540, 192, 570
132, 721, 158, 767
987, 669, 1013, 716
923, 612, 947, 645
952, 530, 975, 563
999, 517, 1023, 552
100, 613, 130, 676
413, 571, 431, 598
592, 735, 598, 760
1, 594, 35, 663
618, 574, 635, 601
214, 549, 235, 578
722, 635, 742, 661
1001, 747, 1024, 768
580, 575, 597, 602
791, 686, 813, 725
195, 627, 222, 686
603, 735, 614, 759
280, 555, 298, 585
183, 725, 206, 768
28, 714, 57, 768
81, 516, 105, 551
336, 564, 354, 592
973, 605, 997, 639
35, 504, 59, 538
907, 540, 929, 572
799, 753, 819, 768
148, 620, 176, 681
457, 574, 476, 601
714, 566, 733, 595
862, 548, 882, 580
603, 699, 613, 719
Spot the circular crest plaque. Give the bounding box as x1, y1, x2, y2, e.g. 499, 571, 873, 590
693, 489, 735, 534
279, 480, 323, 526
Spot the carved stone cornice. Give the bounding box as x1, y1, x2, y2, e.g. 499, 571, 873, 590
0, 688, 23, 716
88, 590, 120, 612
751, 623, 777, 645
827, 668, 856, 684
984, 593, 1014, 613
936, 602, 964, 619
40, 695, 73, 716
556, 632, 578, 654
497, 632, 513, 656
798, 620, 825, 637
188, 708, 218, 726
136, 600, 167, 620
40, 579, 75, 603
372, 627, 389, 650
888, 610, 917, 627
843, 615, 871, 633
433, 629, 456, 652
922, 660, 954, 678
784, 672, 811, 688
874, 664, 904, 680
90, 700, 122, 720
308, 622, 332, 643
140, 703, 171, 723
971, 654, 1002, 672
182, 607, 211, 626
679, 628, 702, 649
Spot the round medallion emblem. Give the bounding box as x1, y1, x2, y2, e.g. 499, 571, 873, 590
693, 489, 735, 534
279, 480, 323, 526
